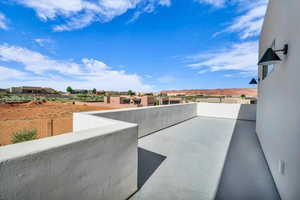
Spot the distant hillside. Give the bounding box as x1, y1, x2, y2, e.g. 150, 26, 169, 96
160, 88, 257, 97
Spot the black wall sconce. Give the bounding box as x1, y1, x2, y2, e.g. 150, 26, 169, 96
258, 44, 288, 66
249, 78, 258, 85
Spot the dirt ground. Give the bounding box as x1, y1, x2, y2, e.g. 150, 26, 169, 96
0, 101, 119, 146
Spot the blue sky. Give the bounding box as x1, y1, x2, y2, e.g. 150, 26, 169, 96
0, 0, 267, 92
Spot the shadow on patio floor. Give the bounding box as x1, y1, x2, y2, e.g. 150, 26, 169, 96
215, 120, 281, 200
138, 147, 166, 189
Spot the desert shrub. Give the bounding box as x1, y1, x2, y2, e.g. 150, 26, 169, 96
90, 95, 104, 102
74, 94, 104, 102
76, 94, 89, 98
154, 100, 160, 106
1, 95, 34, 103
0, 94, 10, 98
11, 129, 37, 144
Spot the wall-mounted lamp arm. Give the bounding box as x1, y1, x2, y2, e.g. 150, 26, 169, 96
274, 44, 288, 55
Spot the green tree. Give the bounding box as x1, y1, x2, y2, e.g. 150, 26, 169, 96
240, 94, 246, 99
66, 86, 73, 93
92, 88, 97, 94
128, 90, 136, 96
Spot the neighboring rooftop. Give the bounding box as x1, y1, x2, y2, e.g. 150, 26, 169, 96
9, 86, 57, 94
161, 88, 257, 97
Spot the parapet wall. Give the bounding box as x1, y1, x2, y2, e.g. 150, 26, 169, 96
0, 103, 256, 200
0, 120, 138, 200
75, 103, 198, 138
197, 103, 256, 121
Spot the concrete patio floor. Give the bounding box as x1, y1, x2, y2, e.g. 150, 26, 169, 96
215, 120, 281, 200
130, 116, 280, 200
130, 116, 236, 200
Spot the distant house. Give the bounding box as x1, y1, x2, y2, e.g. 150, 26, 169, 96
103, 96, 158, 107
96, 90, 106, 95
159, 97, 182, 105
141, 96, 156, 106
9, 86, 57, 94
119, 91, 130, 95
0, 88, 8, 94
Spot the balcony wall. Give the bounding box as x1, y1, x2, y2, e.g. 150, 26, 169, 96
197, 103, 256, 121
0, 119, 138, 200
75, 103, 198, 138
0, 103, 256, 200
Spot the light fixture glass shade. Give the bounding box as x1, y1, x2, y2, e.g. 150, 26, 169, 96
258, 48, 281, 66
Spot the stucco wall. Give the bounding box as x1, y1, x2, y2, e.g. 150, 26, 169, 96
0, 121, 138, 200
79, 103, 198, 138
257, 0, 300, 199
73, 112, 128, 132
197, 103, 256, 121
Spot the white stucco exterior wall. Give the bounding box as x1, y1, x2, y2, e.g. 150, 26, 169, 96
257, 0, 300, 199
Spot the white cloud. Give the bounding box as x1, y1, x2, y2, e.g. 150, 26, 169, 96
194, 0, 225, 8
34, 38, 54, 47
187, 41, 258, 74
224, 71, 257, 78
195, 0, 268, 40
128, 0, 171, 23
227, 1, 267, 39
187, 0, 266, 77
0, 66, 28, 81
198, 69, 209, 74
14, 0, 171, 31
53, 12, 96, 31
0, 44, 82, 75
0, 13, 8, 30
0, 44, 153, 91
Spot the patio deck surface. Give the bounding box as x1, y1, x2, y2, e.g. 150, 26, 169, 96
131, 116, 236, 200
215, 119, 281, 200
130, 116, 280, 200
